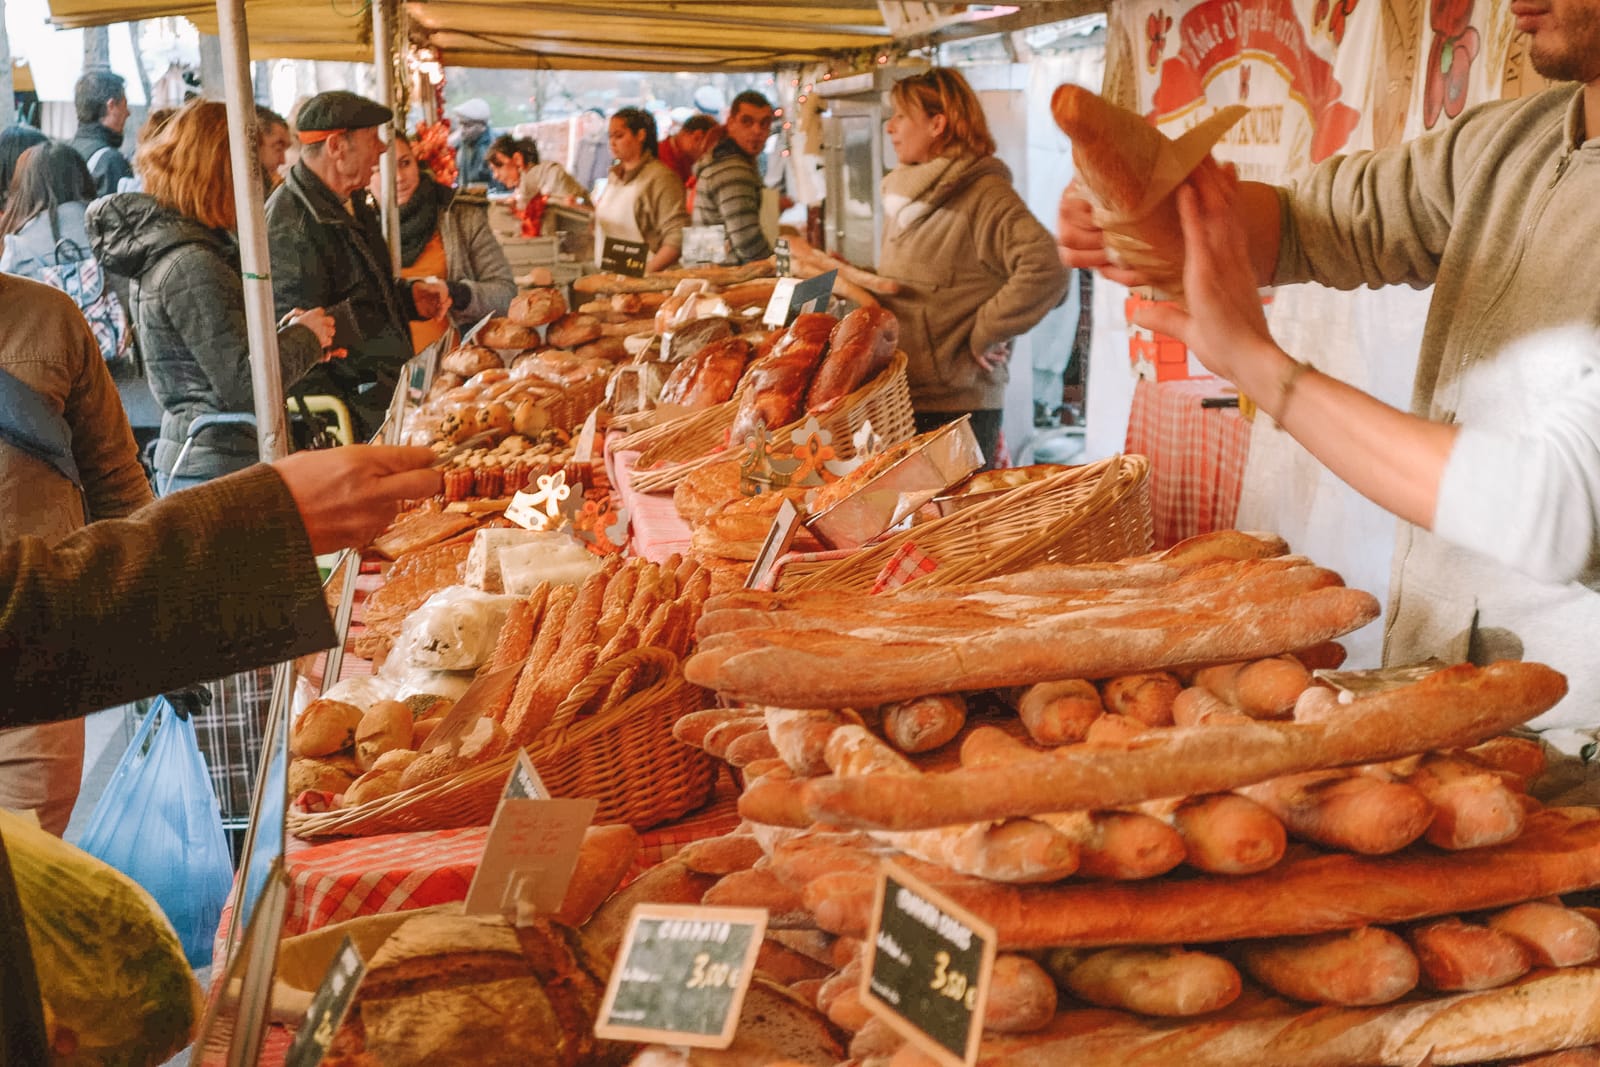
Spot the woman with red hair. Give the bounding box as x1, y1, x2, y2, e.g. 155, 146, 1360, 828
88, 100, 337, 491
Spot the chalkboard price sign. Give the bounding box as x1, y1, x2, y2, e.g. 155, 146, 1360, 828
602, 237, 650, 278
862, 862, 996, 1067
594, 904, 769, 1048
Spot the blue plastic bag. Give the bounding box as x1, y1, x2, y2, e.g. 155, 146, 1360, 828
78, 697, 234, 968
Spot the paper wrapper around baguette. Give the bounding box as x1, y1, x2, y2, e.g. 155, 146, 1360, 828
1052, 83, 1247, 296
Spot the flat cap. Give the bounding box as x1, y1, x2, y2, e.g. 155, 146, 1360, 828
453, 97, 491, 122
296, 90, 393, 135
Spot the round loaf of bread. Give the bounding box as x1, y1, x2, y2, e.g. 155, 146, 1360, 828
509, 286, 568, 327
372, 748, 422, 774
356, 699, 414, 771
343, 768, 405, 807
290, 698, 364, 757
545, 311, 603, 348
478, 319, 543, 350
441, 344, 504, 378
288, 756, 358, 796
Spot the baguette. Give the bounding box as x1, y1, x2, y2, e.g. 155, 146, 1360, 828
796, 662, 1563, 832
890, 966, 1600, 1066
1017, 679, 1104, 745
1407, 916, 1533, 992
1488, 902, 1600, 967
724, 729, 781, 768
803, 809, 1600, 948
1170, 685, 1253, 727
1050, 946, 1242, 1016
1468, 736, 1549, 783
553, 824, 640, 926
1404, 752, 1527, 850
677, 831, 767, 876
701, 867, 812, 927
1237, 770, 1435, 855
983, 954, 1059, 1033
1082, 713, 1149, 743
764, 707, 859, 776
883, 694, 968, 753
1238, 926, 1420, 1006
1100, 672, 1182, 727
674, 707, 764, 751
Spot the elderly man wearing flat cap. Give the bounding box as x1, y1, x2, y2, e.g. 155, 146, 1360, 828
266, 90, 451, 439
452, 97, 496, 189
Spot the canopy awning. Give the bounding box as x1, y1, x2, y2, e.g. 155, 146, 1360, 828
46, 0, 1095, 72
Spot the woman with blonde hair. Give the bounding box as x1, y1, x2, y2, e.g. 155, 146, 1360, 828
87, 99, 337, 490
877, 67, 1069, 466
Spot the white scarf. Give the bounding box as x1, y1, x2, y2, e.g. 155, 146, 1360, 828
881, 155, 969, 234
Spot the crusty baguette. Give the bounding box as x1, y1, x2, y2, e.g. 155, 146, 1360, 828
826, 725, 1080, 883
1050, 946, 1242, 1017
1138, 792, 1287, 875
553, 824, 639, 926
1468, 736, 1549, 783
1049, 83, 1165, 216
674, 707, 764, 751
1193, 657, 1310, 719
1083, 713, 1150, 743
1017, 679, 1104, 745
791, 663, 1563, 832
883, 966, 1600, 1066
1170, 685, 1253, 727
677, 831, 767, 876
1403, 753, 1527, 850
1237, 769, 1435, 855
701, 867, 812, 927
764, 707, 859, 776
724, 728, 781, 768
983, 954, 1059, 1033
1100, 672, 1182, 727
882, 694, 967, 754
688, 558, 1377, 707
1407, 916, 1533, 992
1488, 902, 1600, 967
803, 809, 1600, 948
1239, 927, 1420, 1006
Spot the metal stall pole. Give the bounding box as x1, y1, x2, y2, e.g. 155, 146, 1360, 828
373, 0, 401, 271
216, 0, 289, 460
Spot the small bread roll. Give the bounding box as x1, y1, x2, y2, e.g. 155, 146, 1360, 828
509, 287, 567, 327
479, 319, 543, 349
441, 344, 504, 378
290, 698, 364, 757
411, 715, 446, 749
399, 749, 457, 790
372, 748, 423, 774
546, 312, 603, 348
288, 757, 357, 796
356, 699, 414, 771
343, 768, 404, 807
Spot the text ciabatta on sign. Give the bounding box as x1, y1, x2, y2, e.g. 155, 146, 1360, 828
594, 903, 768, 1048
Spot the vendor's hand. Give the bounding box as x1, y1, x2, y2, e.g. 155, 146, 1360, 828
974, 340, 1011, 372
1056, 180, 1155, 288
410, 279, 452, 321
291, 306, 337, 348
1131, 160, 1280, 382
272, 445, 442, 554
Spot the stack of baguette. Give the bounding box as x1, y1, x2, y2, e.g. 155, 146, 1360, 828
649, 531, 1600, 1065
293, 553, 717, 818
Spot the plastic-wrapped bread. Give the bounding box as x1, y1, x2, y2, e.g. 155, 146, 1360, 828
727, 313, 835, 446
805, 306, 898, 411
658, 336, 754, 409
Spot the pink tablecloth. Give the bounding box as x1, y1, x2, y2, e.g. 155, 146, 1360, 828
610, 446, 694, 563
1124, 376, 1252, 550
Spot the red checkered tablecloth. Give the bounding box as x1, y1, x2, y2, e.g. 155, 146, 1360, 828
610, 447, 694, 564
1124, 376, 1252, 550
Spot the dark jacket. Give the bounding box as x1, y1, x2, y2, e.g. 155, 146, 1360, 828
691, 139, 770, 264
88, 194, 324, 482
68, 123, 133, 199
0, 463, 336, 724
265, 161, 419, 439
455, 127, 495, 189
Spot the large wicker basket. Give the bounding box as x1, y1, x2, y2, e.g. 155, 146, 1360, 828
288, 647, 718, 839
626, 352, 917, 494
783, 454, 1154, 592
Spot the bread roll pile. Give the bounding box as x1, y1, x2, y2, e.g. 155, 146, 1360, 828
650, 531, 1600, 1064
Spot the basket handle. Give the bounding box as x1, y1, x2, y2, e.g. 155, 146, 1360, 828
546, 645, 678, 730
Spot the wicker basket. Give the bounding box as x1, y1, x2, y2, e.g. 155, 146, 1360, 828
288, 647, 718, 839
545, 374, 611, 433
628, 352, 917, 494
783, 454, 1154, 592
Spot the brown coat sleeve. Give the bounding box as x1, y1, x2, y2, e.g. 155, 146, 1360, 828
0, 464, 337, 724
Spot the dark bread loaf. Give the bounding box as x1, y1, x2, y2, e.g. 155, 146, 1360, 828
659, 337, 754, 409
806, 306, 898, 411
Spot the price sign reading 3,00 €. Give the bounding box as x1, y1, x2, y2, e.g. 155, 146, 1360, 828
863, 862, 997, 1067
594, 904, 768, 1049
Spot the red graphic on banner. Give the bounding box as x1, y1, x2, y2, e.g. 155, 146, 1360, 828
1314, 0, 1361, 44
1151, 0, 1360, 162
1423, 0, 1480, 128
1147, 11, 1174, 71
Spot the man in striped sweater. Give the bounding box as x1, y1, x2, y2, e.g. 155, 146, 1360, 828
690, 90, 775, 264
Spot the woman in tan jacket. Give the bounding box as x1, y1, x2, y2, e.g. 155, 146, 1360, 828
593, 107, 689, 272
877, 68, 1069, 466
